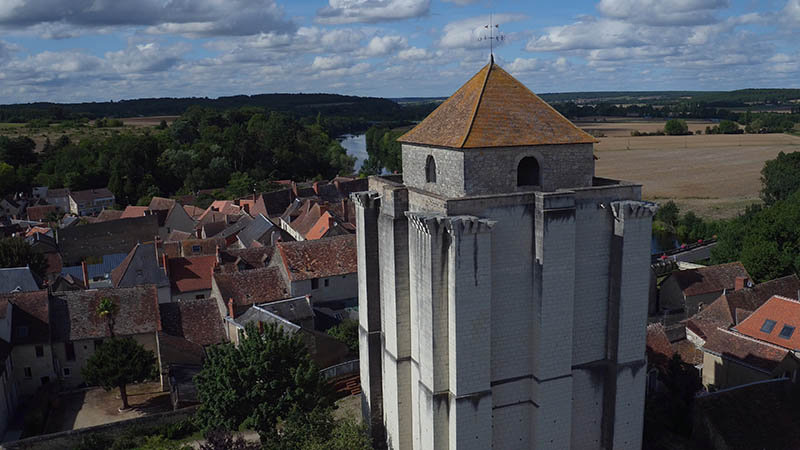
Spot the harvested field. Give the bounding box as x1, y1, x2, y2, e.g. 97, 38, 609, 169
576, 118, 714, 138
593, 131, 800, 219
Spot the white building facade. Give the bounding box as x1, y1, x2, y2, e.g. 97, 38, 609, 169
354, 60, 655, 450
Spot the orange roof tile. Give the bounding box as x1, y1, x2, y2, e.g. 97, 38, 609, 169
735, 295, 800, 351
397, 59, 596, 149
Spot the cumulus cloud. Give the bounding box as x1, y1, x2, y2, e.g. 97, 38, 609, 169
315, 0, 430, 24
438, 14, 525, 49
596, 0, 728, 25
396, 47, 431, 60
526, 18, 643, 51
358, 35, 407, 56
0, 0, 294, 37
311, 55, 349, 71
105, 42, 189, 74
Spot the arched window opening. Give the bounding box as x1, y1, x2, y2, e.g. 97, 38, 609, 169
425, 155, 437, 183
517, 157, 540, 186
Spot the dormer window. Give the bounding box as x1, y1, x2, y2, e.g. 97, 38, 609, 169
425, 155, 436, 183
517, 157, 540, 186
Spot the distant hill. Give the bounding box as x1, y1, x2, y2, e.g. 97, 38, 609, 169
0, 93, 405, 123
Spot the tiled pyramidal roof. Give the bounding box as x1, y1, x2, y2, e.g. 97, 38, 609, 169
397, 58, 596, 149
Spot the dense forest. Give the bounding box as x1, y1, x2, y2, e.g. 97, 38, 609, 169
0, 93, 439, 137
0, 107, 363, 206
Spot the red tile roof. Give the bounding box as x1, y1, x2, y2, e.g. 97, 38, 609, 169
397, 60, 596, 149
149, 196, 177, 211
670, 262, 750, 297
276, 234, 357, 282
646, 323, 674, 368
120, 206, 148, 219
26, 205, 58, 222
735, 295, 800, 350
168, 255, 216, 293
703, 328, 789, 373
94, 209, 124, 222
50, 285, 160, 341
24, 226, 51, 238
183, 205, 204, 220
305, 211, 336, 241
213, 266, 289, 308
687, 274, 800, 341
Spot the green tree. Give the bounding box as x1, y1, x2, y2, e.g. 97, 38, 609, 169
664, 119, 690, 136
326, 319, 358, 354
226, 172, 255, 199
0, 162, 16, 196
761, 151, 800, 205
266, 407, 371, 450
194, 323, 333, 443
717, 120, 739, 134
655, 200, 679, 229
82, 338, 157, 410
0, 237, 48, 277
96, 297, 118, 337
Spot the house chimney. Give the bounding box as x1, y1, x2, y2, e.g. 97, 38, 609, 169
734, 276, 749, 291
341, 198, 348, 223
227, 298, 235, 318
257, 321, 264, 333
291, 181, 298, 198
313, 181, 321, 196
81, 260, 89, 288
162, 254, 169, 277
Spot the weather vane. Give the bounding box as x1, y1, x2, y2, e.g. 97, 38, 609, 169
478, 13, 504, 60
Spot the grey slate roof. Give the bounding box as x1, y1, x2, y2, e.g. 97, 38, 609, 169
112, 243, 169, 288
236, 214, 277, 248
255, 296, 313, 325
230, 305, 301, 335
57, 215, 159, 265
61, 253, 127, 281
0, 267, 41, 293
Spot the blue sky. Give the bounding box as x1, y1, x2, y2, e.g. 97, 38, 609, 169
0, 0, 799, 103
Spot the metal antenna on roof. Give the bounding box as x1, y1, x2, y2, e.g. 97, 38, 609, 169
478, 11, 504, 63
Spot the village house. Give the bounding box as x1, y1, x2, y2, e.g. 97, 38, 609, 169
60, 253, 127, 289
211, 266, 290, 319
659, 262, 751, 320
49, 286, 161, 389
44, 188, 70, 214
67, 188, 115, 216
112, 243, 171, 303
686, 274, 800, 347
0, 268, 41, 294
0, 198, 25, 220
224, 298, 348, 369
692, 378, 800, 450
2, 290, 56, 398
272, 234, 357, 305
56, 215, 159, 266
165, 255, 216, 302
701, 295, 800, 389
25, 205, 59, 223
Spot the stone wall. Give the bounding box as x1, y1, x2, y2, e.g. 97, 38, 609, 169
2, 406, 197, 450
402, 143, 594, 198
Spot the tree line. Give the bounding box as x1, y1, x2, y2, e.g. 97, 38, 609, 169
0, 107, 365, 206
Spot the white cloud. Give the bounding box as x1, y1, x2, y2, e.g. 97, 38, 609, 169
783, 0, 800, 23
358, 35, 407, 56
397, 47, 431, 60
526, 19, 642, 51
596, 0, 728, 25
311, 55, 349, 71
0, 0, 294, 37
316, 0, 430, 24
105, 42, 189, 74
438, 14, 525, 49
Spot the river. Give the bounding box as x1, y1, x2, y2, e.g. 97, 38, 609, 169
339, 134, 368, 170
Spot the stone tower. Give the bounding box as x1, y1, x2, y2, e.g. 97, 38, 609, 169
354, 59, 655, 450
